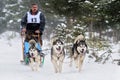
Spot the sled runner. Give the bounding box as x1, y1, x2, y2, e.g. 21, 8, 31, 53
20, 31, 45, 66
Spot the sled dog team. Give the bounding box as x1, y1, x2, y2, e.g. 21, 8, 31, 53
26, 34, 88, 73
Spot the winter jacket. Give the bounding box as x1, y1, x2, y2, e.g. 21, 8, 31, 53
21, 10, 45, 34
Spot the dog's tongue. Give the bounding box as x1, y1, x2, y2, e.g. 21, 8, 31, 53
56, 47, 61, 51
81, 49, 84, 53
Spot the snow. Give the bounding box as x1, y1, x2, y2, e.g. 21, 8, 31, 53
0, 31, 120, 80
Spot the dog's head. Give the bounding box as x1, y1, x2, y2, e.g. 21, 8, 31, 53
52, 39, 64, 54
29, 39, 38, 57
29, 39, 37, 48
29, 48, 38, 58
76, 40, 87, 54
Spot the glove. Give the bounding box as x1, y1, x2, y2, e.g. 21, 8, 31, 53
21, 28, 26, 36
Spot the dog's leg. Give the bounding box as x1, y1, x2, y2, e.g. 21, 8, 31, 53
52, 60, 58, 73
58, 61, 63, 73
69, 56, 73, 67
74, 56, 79, 68
35, 56, 41, 71
38, 56, 41, 70
78, 55, 85, 72
58, 56, 64, 73
29, 58, 34, 71
51, 56, 59, 73
74, 52, 79, 68
70, 46, 75, 67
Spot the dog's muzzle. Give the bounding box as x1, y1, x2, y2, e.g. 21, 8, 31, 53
30, 53, 35, 58
56, 46, 61, 51
81, 49, 84, 53
31, 53, 34, 56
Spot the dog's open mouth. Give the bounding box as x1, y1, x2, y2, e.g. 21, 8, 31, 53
56, 46, 61, 51
31, 53, 34, 57
30, 53, 35, 58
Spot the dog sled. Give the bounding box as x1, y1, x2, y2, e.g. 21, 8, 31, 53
20, 30, 45, 67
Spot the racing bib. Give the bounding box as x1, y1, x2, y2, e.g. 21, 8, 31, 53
27, 11, 41, 23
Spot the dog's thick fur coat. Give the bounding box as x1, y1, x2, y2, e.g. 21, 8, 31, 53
70, 34, 87, 72
51, 39, 65, 73
28, 39, 41, 71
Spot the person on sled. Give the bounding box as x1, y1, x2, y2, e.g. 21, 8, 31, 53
20, 3, 45, 63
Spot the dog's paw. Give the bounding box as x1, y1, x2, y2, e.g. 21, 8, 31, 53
55, 70, 58, 73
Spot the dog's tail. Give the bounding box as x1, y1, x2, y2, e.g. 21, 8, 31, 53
74, 34, 85, 44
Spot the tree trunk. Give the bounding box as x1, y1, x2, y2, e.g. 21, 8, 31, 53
89, 20, 93, 39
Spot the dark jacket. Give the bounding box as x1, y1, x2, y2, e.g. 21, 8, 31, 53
21, 10, 45, 33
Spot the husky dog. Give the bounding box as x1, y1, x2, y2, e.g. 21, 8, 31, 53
70, 34, 87, 72
28, 39, 41, 71
51, 39, 65, 73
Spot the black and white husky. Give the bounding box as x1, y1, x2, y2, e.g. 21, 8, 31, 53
70, 34, 87, 72
51, 39, 65, 73
28, 39, 41, 71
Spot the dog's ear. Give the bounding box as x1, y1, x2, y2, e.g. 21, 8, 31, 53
51, 37, 57, 45
60, 40, 63, 45
53, 41, 56, 45
76, 40, 80, 44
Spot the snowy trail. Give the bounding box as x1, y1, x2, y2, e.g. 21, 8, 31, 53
0, 34, 120, 80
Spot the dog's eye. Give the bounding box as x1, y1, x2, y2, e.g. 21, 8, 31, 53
33, 49, 36, 51
83, 45, 86, 47
80, 45, 84, 47
57, 41, 61, 44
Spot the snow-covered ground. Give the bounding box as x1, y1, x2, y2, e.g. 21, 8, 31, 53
0, 31, 120, 80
